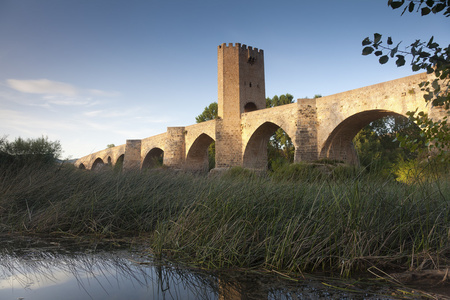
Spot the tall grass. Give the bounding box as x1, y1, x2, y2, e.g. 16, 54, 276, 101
0, 162, 448, 276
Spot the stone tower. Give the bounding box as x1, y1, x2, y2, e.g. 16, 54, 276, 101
215, 43, 266, 168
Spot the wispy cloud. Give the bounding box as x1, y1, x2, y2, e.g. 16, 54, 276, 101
88, 89, 121, 97
5, 79, 120, 108
7, 79, 78, 96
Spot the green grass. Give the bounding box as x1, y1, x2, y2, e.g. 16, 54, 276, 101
0, 161, 449, 276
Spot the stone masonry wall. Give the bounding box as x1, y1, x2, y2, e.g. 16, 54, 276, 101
75, 44, 447, 170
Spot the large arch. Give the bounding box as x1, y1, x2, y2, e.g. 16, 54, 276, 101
185, 133, 215, 172
243, 121, 293, 170
142, 148, 164, 169
92, 157, 105, 170
320, 109, 406, 164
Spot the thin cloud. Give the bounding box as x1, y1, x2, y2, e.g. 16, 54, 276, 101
88, 89, 121, 97
7, 79, 78, 96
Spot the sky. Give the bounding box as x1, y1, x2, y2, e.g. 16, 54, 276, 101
1, 0, 449, 159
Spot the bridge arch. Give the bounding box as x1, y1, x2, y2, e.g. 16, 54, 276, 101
78, 163, 86, 170
92, 157, 105, 170
116, 154, 124, 166
320, 109, 407, 164
142, 147, 164, 169
243, 121, 294, 170
185, 133, 215, 171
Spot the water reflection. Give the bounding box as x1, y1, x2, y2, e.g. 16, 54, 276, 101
0, 238, 441, 299
0, 248, 218, 300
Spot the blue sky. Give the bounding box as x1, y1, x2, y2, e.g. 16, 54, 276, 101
1, 0, 449, 159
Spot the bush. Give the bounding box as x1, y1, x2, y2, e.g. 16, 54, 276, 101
0, 136, 62, 166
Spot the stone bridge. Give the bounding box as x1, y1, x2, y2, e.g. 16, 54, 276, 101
75, 43, 445, 171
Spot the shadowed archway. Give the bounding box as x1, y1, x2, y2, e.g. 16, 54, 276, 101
92, 158, 105, 170
185, 133, 215, 172
243, 121, 293, 170
142, 148, 164, 169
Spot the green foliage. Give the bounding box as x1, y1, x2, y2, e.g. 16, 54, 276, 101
195, 102, 218, 123
353, 115, 425, 173
396, 109, 450, 155
0, 135, 62, 165
107, 144, 115, 148
265, 93, 294, 108
362, 1, 450, 159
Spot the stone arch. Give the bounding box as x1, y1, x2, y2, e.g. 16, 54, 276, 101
142, 148, 164, 169
185, 133, 215, 171
244, 102, 257, 113
114, 154, 124, 170
115, 154, 124, 166
320, 109, 406, 164
92, 157, 105, 170
243, 121, 293, 170
107, 156, 112, 165
78, 163, 86, 170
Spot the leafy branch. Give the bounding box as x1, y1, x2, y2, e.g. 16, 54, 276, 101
362, 0, 450, 159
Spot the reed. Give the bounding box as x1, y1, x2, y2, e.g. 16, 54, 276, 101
0, 162, 448, 275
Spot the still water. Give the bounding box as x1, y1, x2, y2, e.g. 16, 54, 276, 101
0, 236, 444, 299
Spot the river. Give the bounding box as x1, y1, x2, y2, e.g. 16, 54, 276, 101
0, 236, 447, 299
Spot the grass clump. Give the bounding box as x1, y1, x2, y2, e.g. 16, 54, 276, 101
0, 161, 449, 277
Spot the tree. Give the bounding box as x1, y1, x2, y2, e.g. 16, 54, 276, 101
107, 144, 115, 148
195, 102, 218, 123
353, 115, 424, 172
362, 0, 449, 158
0, 135, 62, 165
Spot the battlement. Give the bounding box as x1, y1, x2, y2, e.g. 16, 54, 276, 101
218, 43, 264, 55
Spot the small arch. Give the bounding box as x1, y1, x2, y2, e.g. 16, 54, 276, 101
244, 102, 257, 113
78, 163, 86, 170
107, 156, 112, 165
142, 148, 164, 169
185, 133, 215, 172
92, 158, 105, 170
114, 154, 124, 171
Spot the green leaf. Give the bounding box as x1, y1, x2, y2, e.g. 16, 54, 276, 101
390, 44, 399, 58
433, 3, 445, 13
387, 37, 393, 45
362, 37, 371, 46
408, 1, 414, 12
379, 55, 389, 64
389, 0, 405, 9
395, 55, 405, 67
412, 64, 421, 71
374, 51, 383, 56
362, 47, 374, 55
421, 7, 431, 15
374, 33, 382, 44
426, 0, 434, 7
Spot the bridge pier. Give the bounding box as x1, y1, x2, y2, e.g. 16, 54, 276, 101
294, 98, 319, 163
123, 140, 141, 170
164, 127, 186, 169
